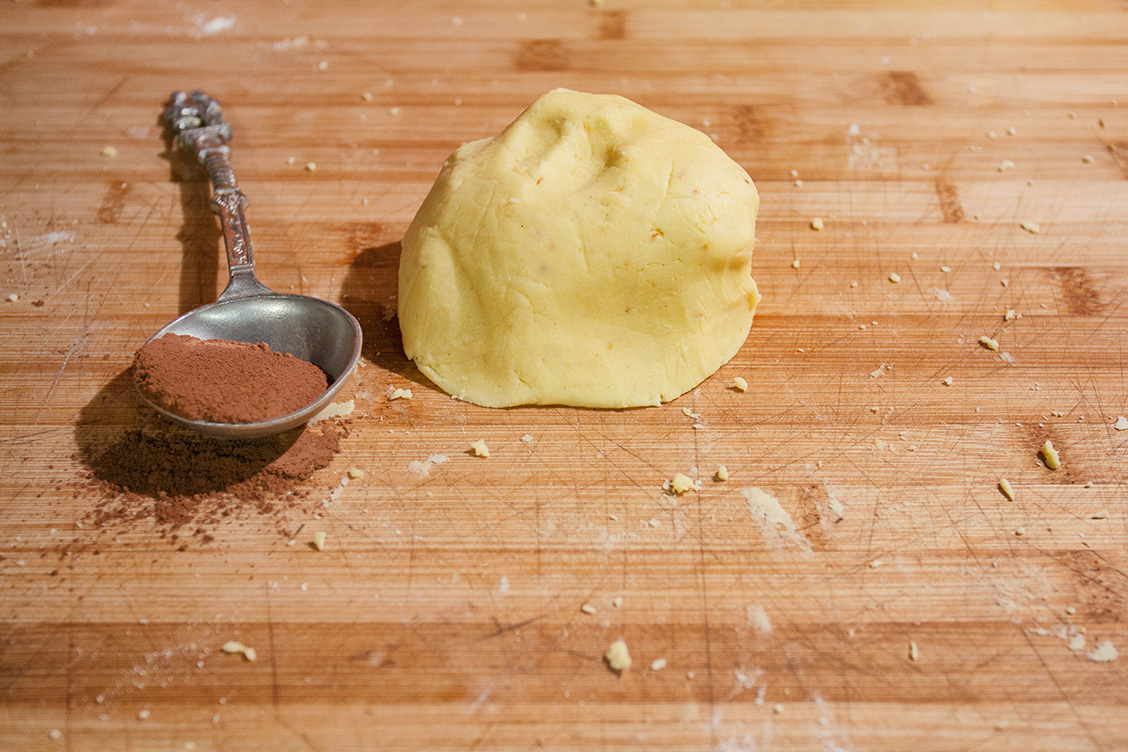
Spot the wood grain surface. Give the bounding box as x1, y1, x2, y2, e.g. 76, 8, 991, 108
2, 1, 1127, 750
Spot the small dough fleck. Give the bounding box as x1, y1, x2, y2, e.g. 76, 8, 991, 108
580, 603, 597, 615
1020, 221, 1040, 234
311, 531, 327, 550
979, 336, 999, 351
1004, 309, 1017, 321
670, 473, 694, 494
888, 272, 901, 283
605, 638, 632, 672
221, 641, 247, 654
389, 388, 413, 400
942, 376, 954, 386
1040, 440, 1060, 470
101, 145, 118, 158
305, 161, 318, 172
1113, 416, 1128, 431
471, 439, 490, 458
346, 467, 364, 479
650, 658, 667, 671
909, 641, 919, 661
810, 217, 824, 231
998, 478, 1016, 501
732, 376, 748, 392
715, 466, 729, 482
1087, 641, 1118, 663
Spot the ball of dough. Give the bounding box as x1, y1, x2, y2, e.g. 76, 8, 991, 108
398, 88, 760, 408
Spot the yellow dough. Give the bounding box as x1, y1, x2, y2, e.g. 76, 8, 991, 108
398, 88, 760, 408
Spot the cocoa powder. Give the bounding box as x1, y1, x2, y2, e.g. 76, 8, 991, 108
79, 419, 345, 545
133, 334, 328, 423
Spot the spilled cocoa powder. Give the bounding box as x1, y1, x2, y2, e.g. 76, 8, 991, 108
77, 419, 344, 547
133, 333, 329, 423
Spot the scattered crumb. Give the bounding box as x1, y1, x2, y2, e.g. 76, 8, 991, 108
987, 131, 998, 139
6, 293, 17, 303
1007, 127, 1017, 136
670, 473, 694, 494
311, 531, 327, 551
909, 641, 919, 661
1020, 220, 1040, 234
791, 258, 801, 268
1090, 509, 1109, 520
1069, 633, 1086, 652
993, 261, 1002, 271
998, 478, 1016, 501
1113, 416, 1128, 431
1014, 527, 1026, 537
305, 162, 317, 172
888, 272, 901, 283
310, 400, 354, 423
1004, 309, 1017, 321
810, 217, 824, 231
1041, 440, 1060, 470
362, 91, 374, 102
868, 559, 883, 569
243, 647, 257, 661
940, 265, 951, 273
998, 160, 1015, 172
100, 146, 118, 158
1087, 641, 1118, 663
317, 60, 328, 71
1082, 155, 1094, 164
732, 376, 748, 392
200, 16, 235, 35
942, 376, 954, 386
470, 439, 490, 458
650, 658, 667, 671
346, 467, 364, 479
715, 466, 729, 482
49, 730, 62, 741
138, 709, 150, 720
520, 434, 534, 443
773, 703, 785, 714
612, 596, 624, 608
870, 364, 888, 379
389, 388, 413, 400
979, 336, 999, 351
605, 638, 632, 672
286, 156, 296, 165
580, 603, 597, 615
221, 641, 246, 654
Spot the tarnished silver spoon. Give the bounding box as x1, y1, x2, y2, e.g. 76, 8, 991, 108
138, 90, 362, 439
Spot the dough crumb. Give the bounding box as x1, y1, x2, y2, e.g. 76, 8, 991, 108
998, 478, 1016, 501
998, 160, 1015, 172
470, 439, 490, 457
605, 638, 631, 673
346, 467, 364, 479
520, 434, 534, 443
310, 400, 354, 423
1082, 154, 1094, 164
49, 730, 62, 741
221, 641, 247, 654
1014, 527, 1026, 537
1087, 641, 1118, 663
732, 376, 748, 392
1004, 309, 1017, 321
243, 647, 257, 661
1020, 220, 1040, 234
305, 162, 317, 172
909, 641, 919, 661
810, 217, 824, 231
311, 531, 327, 550
773, 703, 785, 714
389, 387, 413, 400
1113, 416, 1128, 431
100, 145, 118, 158
942, 376, 954, 386
791, 258, 801, 268
1090, 509, 1109, 520
580, 603, 597, 615
138, 709, 150, 720
612, 596, 624, 608
715, 466, 729, 482
888, 272, 901, 283
1040, 440, 1060, 470
670, 473, 695, 494
868, 559, 883, 569
650, 658, 667, 671
6, 293, 17, 303
979, 336, 999, 351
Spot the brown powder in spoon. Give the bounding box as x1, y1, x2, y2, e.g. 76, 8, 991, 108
133, 333, 328, 423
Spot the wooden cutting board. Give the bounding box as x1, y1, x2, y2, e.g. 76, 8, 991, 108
2, 1, 1126, 749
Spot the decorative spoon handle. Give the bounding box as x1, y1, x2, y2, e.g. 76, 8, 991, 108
163, 90, 270, 300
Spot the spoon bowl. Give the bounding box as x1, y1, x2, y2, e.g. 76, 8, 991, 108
142, 90, 362, 440
142, 293, 362, 439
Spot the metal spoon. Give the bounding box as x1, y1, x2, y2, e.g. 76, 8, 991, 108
138, 90, 362, 439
